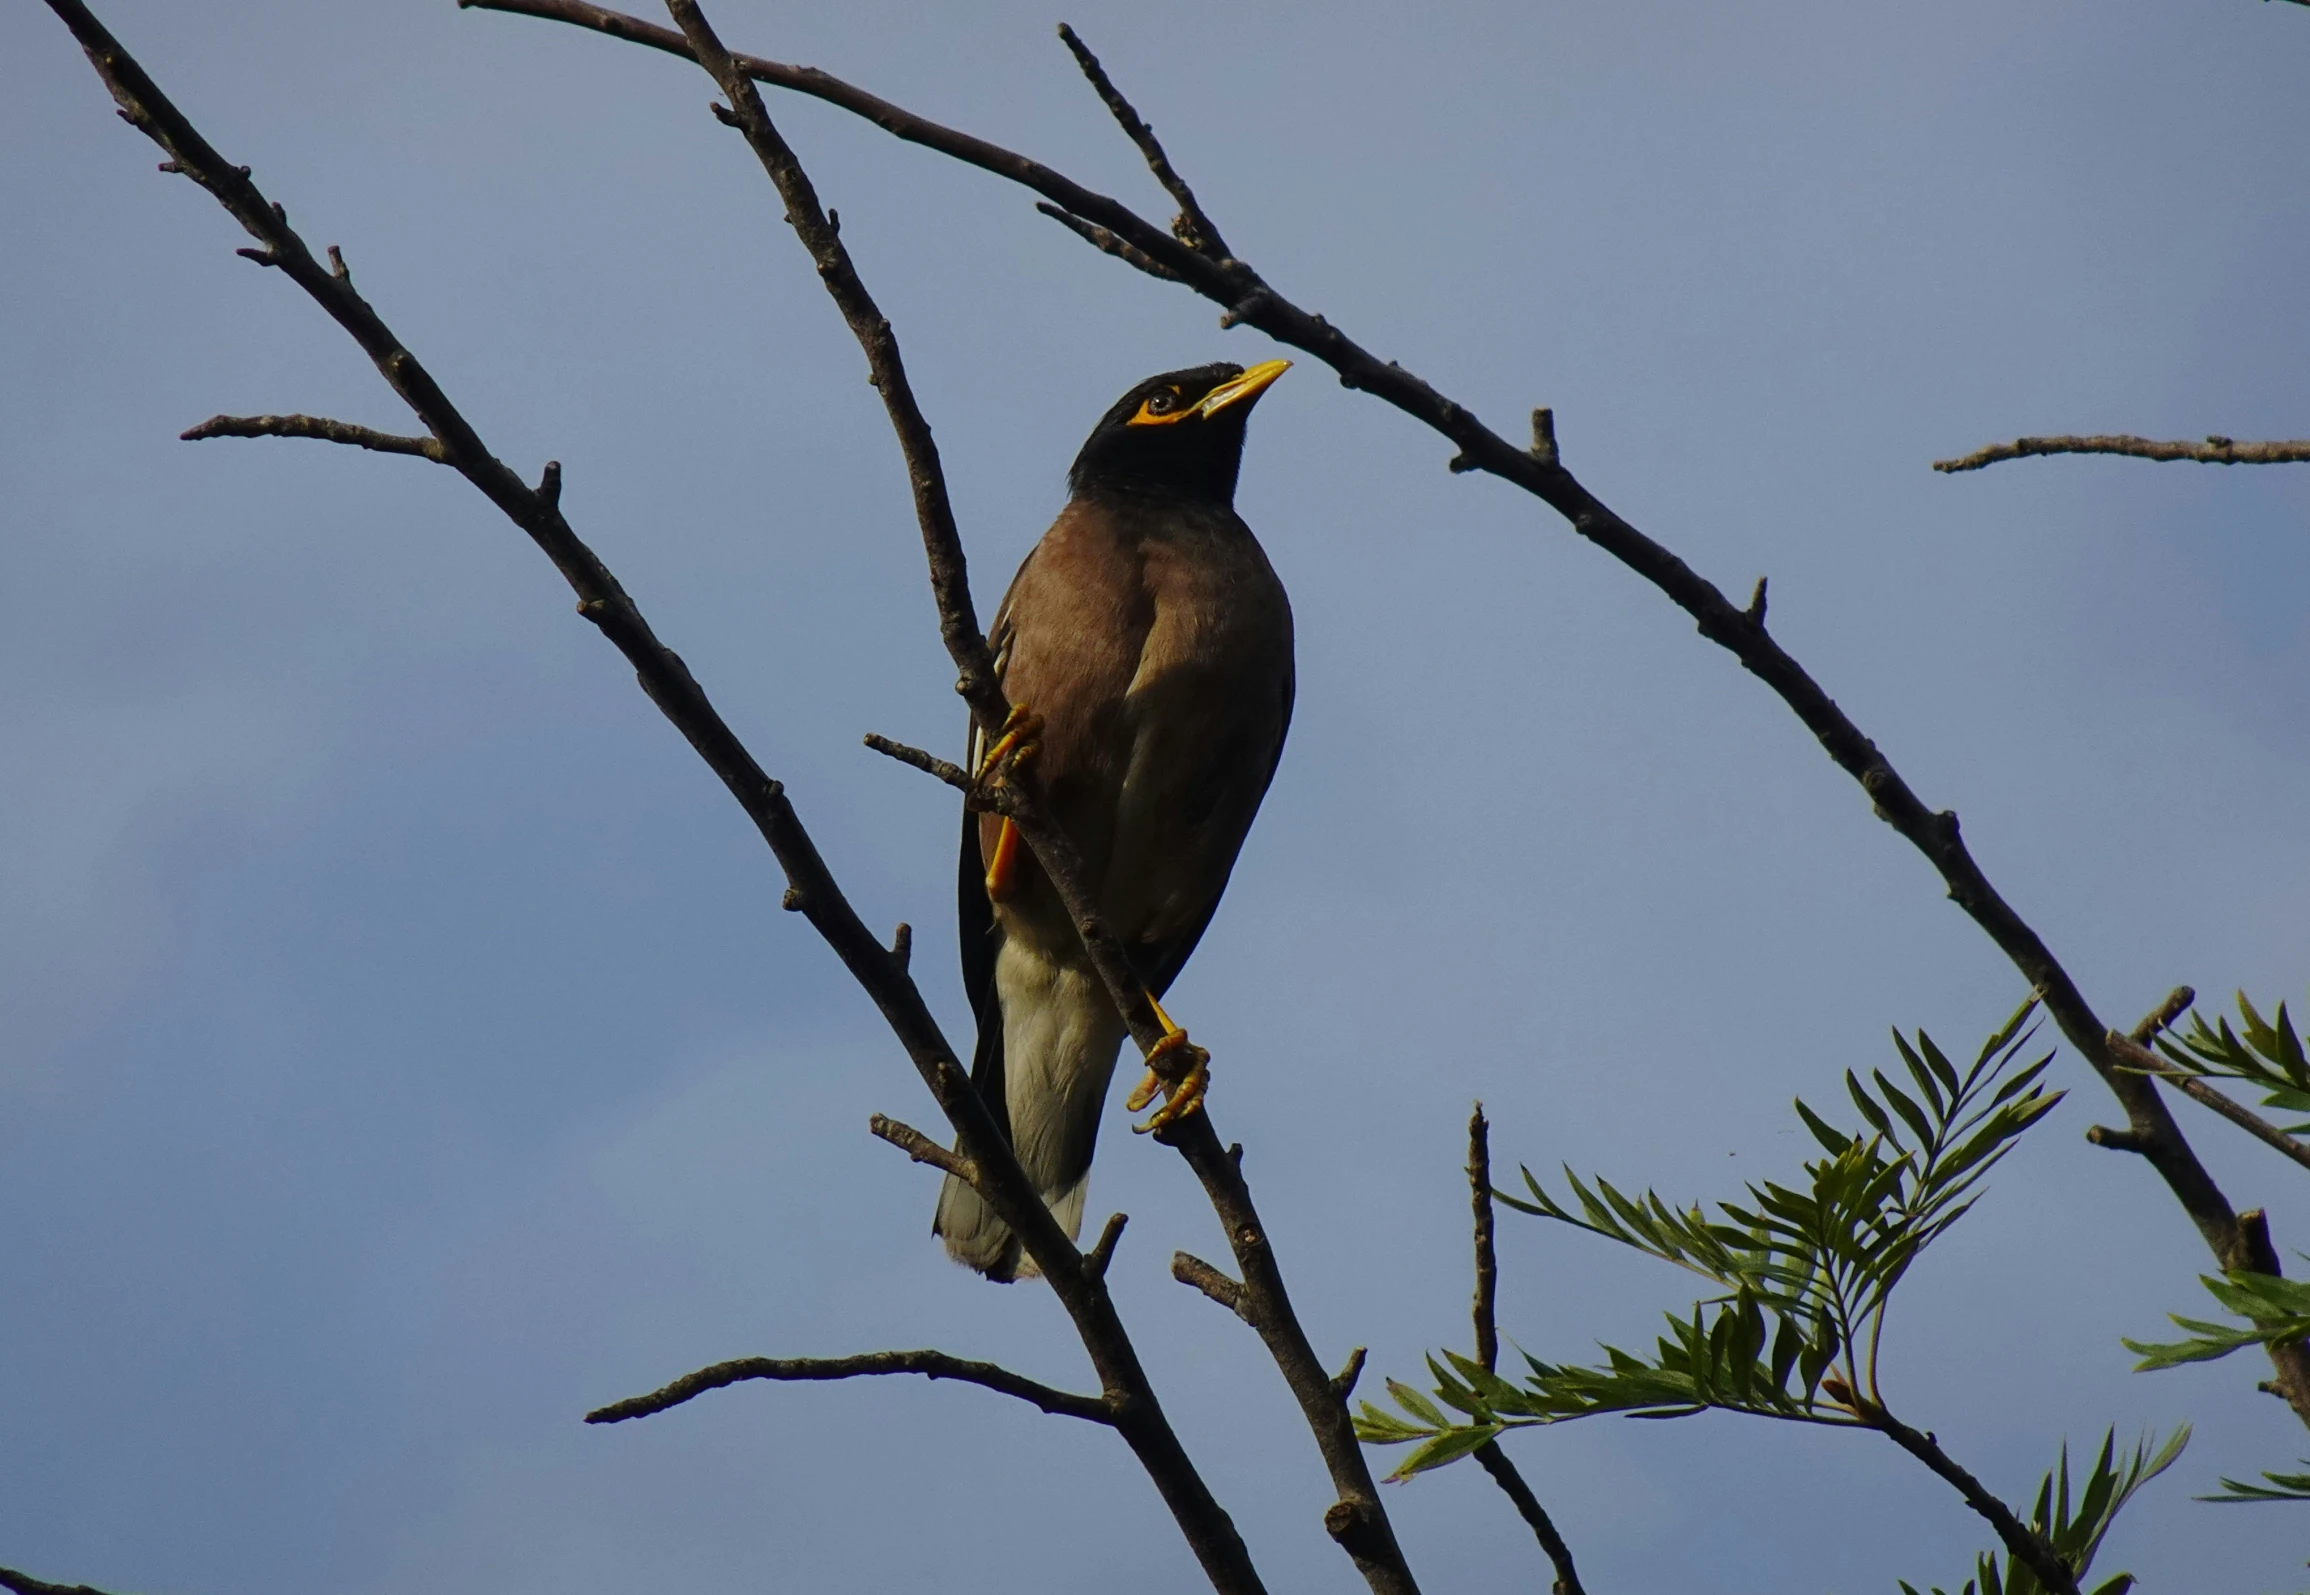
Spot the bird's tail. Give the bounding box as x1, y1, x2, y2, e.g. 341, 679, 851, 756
933, 950, 1126, 1281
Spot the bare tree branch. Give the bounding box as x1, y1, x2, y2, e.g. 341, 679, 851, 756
657, 6, 1424, 1588
1053, 24, 1228, 258
1085, 1211, 1129, 1280
1173, 1251, 1252, 1321
1035, 201, 1183, 281
0, 1568, 119, 1595
469, 0, 2290, 1436
39, 6, 1268, 1590
182, 411, 444, 459
868, 1112, 976, 1182
1841, 1390, 2081, 1595
1465, 1104, 1587, 1595
586, 1349, 1115, 1425
1470, 1102, 1500, 1376
861, 732, 974, 792
1934, 434, 2310, 473
2131, 985, 2195, 1047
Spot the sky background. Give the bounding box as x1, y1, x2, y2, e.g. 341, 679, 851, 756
8, 1, 2310, 1590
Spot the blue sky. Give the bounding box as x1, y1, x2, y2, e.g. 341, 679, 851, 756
8, 1, 2310, 1590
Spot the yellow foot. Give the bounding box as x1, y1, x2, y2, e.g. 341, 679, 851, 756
977, 704, 1043, 780
1129, 1008, 1212, 1134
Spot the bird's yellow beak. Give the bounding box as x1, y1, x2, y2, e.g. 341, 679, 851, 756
1197, 358, 1292, 418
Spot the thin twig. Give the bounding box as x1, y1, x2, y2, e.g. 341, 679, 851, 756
2131, 986, 2195, 1046
1173, 1251, 1252, 1321
1036, 201, 1183, 281
1855, 1399, 2080, 1595
1054, 24, 1228, 258
1086, 1211, 1128, 1280
182, 411, 444, 459
869, 1111, 975, 1182
1934, 434, 2310, 473
1470, 1102, 1499, 1374
1466, 1103, 1587, 1595
586, 1349, 1115, 1425
41, 10, 1262, 1593
1473, 1449, 1589, 1595
862, 731, 974, 792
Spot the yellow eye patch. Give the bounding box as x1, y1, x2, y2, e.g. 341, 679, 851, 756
1125, 386, 1195, 427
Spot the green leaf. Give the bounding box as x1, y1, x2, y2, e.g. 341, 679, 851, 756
1794, 1097, 1854, 1157
1383, 1377, 1448, 1429
1386, 1422, 1502, 1480
2199, 1460, 2310, 1503
1873, 1069, 1938, 1148
2129, 1271, 2310, 1370
1846, 1070, 1896, 1140
1351, 1403, 1435, 1444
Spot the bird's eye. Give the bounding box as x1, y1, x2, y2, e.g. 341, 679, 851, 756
1146, 392, 1179, 414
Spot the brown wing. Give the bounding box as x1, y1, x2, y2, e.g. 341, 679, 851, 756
1099, 503, 1296, 993
957, 603, 1015, 1135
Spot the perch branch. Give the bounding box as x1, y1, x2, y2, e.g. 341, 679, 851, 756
585, 1349, 1115, 1425
1466, 1103, 1587, 1595
182, 411, 444, 459
1934, 434, 2310, 474
660, 5, 1423, 1588
41, 5, 1262, 1590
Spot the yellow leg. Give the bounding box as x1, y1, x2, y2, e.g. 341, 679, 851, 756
984, 817, 1022, 902
975, 705, 1040, 905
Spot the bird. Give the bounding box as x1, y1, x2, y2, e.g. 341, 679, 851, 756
933, 359, 1297, 1282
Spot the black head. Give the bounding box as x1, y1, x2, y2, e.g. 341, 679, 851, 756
1067, 360, 1291, 504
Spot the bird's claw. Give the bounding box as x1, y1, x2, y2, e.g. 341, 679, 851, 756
1129, 1026, 1211, 1134
976, 704, 1043, 784
976, 705, 1043, 903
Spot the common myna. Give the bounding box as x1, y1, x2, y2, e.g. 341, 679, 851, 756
934, 360, 1295, 1281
